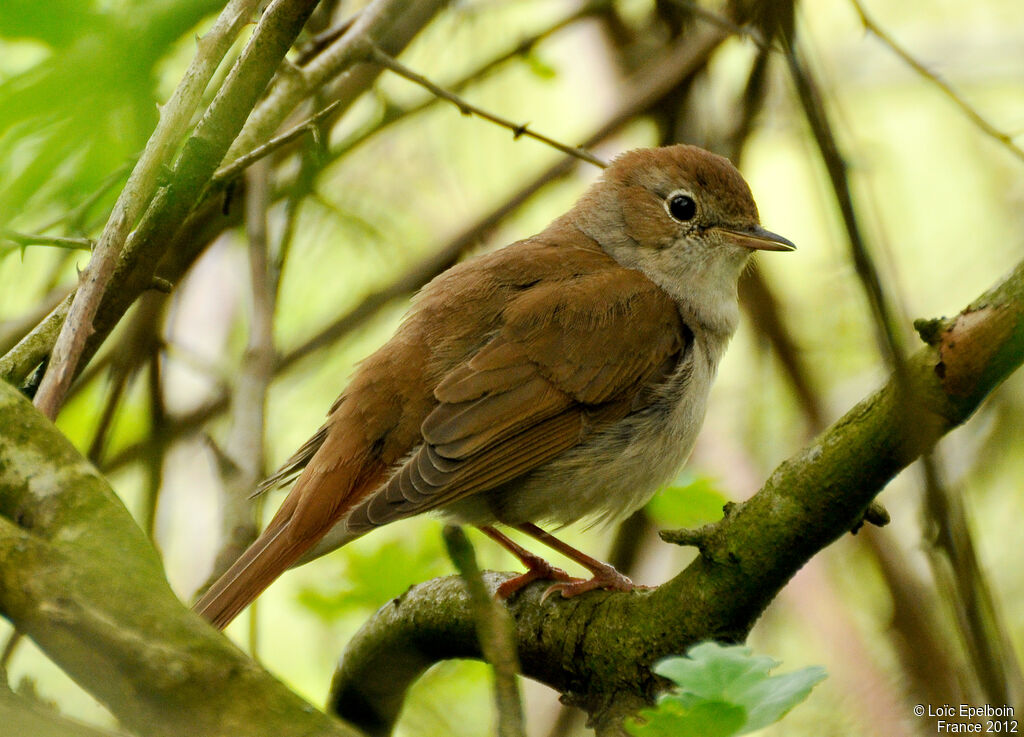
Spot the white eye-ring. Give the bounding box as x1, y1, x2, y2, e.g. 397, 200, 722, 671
664, 190, 697, 222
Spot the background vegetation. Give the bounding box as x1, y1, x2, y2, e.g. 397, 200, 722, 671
0, 0, 1022, 735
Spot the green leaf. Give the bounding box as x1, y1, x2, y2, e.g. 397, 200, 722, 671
627, 700, 746, 737
626, 642, 826, 737
645, 475, 729, 528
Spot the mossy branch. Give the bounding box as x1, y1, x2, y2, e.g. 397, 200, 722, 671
329, 257, 1024, 735
0, 382, 361, 737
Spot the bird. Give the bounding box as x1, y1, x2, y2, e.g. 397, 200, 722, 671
194, 143, 795, 629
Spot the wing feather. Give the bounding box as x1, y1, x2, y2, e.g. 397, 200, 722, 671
343, 265, 687, 534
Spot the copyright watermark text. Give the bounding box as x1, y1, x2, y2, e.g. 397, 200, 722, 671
913, 704, 1017, 733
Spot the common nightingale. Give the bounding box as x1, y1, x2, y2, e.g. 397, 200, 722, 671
195, 144, 795, 629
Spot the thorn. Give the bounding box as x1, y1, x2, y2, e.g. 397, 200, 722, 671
540, 584, 563, 604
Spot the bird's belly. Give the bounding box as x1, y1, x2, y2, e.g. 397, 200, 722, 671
447, 353, 713, 528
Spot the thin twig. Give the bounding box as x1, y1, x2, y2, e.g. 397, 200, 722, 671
442, 526, 525, 737
783, 39, 906, 366
366, 43, 608, 169
0, 294, 73, 386
663, 0, 772, 49
226, 0, 446, 162
1, 230, 94, 251
40, 164, 132, 233
32, 0, 262, 420
0, 287, 71, 358
86, 370, 130, 464
213, 100, 342, 184
224, 161, 278, 660
326, 1, 608, 170
921, 456, 1024, 707
85, 293, 166, 464
726, 48, 827, 431
141, 351, 165, 540
851, 0, 1024, 165
295, 14, 358, 65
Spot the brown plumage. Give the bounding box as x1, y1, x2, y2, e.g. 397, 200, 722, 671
194, 144, 794, 629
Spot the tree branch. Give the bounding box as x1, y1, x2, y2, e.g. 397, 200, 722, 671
365, 44, 607, 168
330, 256, 1024, 735
0, 685, 128, 737
850, 0, 1024, 165
442, 526, 525, 737
32, 0, 263, 419
0, 381, 362, 737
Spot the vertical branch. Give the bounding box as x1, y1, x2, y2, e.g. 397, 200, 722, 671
921, 459, 1024, 707
206, 160, 277, 594
782, 40, 906, 367
142, 347, 167, 540
443, 526, 525, 737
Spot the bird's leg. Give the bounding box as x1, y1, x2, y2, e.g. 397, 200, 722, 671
477, 525, 582, 598
514, 522, 647, 598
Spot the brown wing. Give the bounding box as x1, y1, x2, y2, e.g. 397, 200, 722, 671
344, 268, 686, 532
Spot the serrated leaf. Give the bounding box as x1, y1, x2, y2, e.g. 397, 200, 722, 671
632, 642, 826, 737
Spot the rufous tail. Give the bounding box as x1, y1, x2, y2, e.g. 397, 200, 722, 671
194, 463, 382, 630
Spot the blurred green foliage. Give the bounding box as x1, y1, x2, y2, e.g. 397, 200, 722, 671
0, 0, 222, 230
646, 475, 730, 529
298, 537, 451, 617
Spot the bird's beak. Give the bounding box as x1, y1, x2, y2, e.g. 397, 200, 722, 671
716, 225, 796, 252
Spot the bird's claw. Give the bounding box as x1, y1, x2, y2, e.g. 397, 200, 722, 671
496, 562, 581, 599
540, 566, 651, 602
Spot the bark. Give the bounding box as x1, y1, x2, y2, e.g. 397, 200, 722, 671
0, 381, 360, 737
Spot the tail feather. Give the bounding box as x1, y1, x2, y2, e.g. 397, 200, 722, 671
194, 522, 301, 629
194, 459, 387, 630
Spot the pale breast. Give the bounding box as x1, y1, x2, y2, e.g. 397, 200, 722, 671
451, 328, 719, 528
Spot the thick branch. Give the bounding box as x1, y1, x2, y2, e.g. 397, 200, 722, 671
330, 257, 1024, 734
0, 686, 124, 737
0, 383, 360, 737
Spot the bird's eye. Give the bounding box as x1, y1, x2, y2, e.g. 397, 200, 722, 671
666, 193, 697, 222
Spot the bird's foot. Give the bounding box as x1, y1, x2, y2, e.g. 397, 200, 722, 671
496, 558, 582, 598
541, 563, 652, 602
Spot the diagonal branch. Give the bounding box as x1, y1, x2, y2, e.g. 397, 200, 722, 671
0, 382, 362, 737
850, 0, 1024, 166
32, 0, 263, 419
330, 256, 1024, 735
365, 44, 607, 168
